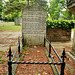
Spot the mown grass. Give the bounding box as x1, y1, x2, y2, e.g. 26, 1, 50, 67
72, 28, 75, 31
0, 50, 6, 63
0, 24, 22, 31
0, 58, 6, 63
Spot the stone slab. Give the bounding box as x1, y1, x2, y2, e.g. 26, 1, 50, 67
66, 52, 75, 63
22, 6, 47, 46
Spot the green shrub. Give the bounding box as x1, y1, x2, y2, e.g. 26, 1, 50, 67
46, 20, 75, 29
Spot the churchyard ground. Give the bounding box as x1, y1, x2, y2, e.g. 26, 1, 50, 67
0, 22, 75, 75
0, 22, 22, 74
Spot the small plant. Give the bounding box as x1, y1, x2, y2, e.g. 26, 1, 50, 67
21, 46, 27, 53
24, 51, 26, 54
10, 44, 14, 46
36, 72, 38, 75
0, 56, 2, 59
0, 50, 6, 59
22, 46, 27, 50
0, 58, 6, 63
6, 34, 12, 38
43, 72, 46, 75
20, 55, 24, 61
0, 61, 1, 64
40, 44, 44, 46
2, 51, 6, 55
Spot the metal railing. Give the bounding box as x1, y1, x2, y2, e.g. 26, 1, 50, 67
7, 36, 66, 75
7, 36, 23, 75
44, 37, 66, 75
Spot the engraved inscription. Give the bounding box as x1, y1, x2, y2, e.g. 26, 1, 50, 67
22, 6, 47, 45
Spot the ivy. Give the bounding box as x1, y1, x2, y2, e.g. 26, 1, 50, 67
46, 20, 74, 29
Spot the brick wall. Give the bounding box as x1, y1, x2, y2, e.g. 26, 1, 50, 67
46, 28, 71, 41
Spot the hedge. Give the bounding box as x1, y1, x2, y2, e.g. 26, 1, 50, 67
46, 20, 74, 29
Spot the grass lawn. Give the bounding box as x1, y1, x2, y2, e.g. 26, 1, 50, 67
72, 28, 75, 31
0, 22, 22, 31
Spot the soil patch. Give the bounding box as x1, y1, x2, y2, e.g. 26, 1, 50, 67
16, 47, 54, 75
0, 31, 21, 75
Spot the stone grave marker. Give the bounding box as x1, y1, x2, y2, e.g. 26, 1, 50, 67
22, 6, 47, 46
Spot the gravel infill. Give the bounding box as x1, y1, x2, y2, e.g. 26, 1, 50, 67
16, 46, 54, 75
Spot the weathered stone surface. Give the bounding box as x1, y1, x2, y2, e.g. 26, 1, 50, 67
14, 17, 22, 25
22, 6, 47, 46
23, 34, 44, 46
71, 29, 75, 56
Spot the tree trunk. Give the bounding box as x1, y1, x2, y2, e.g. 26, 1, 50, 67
14, 17, 20, 25
27, 0, 29, 6
69, 11, 72, 20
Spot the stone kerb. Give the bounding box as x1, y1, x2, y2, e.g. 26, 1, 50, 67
22, 6, 47, 46
71, 29, 75, 56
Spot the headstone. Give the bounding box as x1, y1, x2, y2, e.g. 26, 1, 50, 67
22, 6, 47, 46
14, 17, 22, 25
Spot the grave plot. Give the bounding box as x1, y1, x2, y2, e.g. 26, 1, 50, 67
7, 37, 67, 75
15, 47, 53, 75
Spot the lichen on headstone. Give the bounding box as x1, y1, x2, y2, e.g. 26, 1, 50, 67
22, 6, 47, 46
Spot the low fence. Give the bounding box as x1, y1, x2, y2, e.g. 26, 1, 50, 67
7, 36, 66, 75
7, 37, 23, 75
44, 37, 66, 75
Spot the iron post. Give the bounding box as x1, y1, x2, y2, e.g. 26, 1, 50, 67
44, 36, 45, 47
22, 35, 24, 47
18, 36, 20, 57
7, 47, 12, 75
61, 48, 66, 75
49, 37, 51, 57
